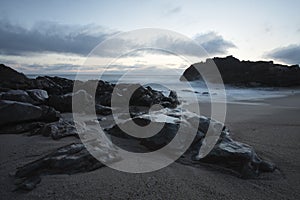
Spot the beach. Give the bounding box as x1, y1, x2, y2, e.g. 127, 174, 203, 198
1, 93, 299, 200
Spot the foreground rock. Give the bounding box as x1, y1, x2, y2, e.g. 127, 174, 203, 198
0, 100, 59, 126
14, 142, 120, 190
105, 109, 276, 178
181, 56, 300, 87
0, 64, 34, 91
36, 117, 79, 140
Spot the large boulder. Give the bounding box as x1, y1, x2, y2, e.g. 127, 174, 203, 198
0, 90, 35, 104
0, 100, 59, 126
0, 64, 34, 91
181, 56, 300, 87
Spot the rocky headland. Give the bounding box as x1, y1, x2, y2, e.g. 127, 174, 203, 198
181, 56, 300, 87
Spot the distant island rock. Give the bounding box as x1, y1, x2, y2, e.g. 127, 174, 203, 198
180, 56, 300, 87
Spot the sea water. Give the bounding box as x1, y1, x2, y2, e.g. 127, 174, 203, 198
27, 73, 299, 103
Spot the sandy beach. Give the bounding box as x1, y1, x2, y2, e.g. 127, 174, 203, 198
0, 93, 299, 200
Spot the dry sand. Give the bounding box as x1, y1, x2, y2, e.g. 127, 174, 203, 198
0, 93, 299, 199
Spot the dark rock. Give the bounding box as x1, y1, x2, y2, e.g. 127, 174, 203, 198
47, 90, 92, 113
0, 100, 59, 126
0, 122, 45, 134
0, 64, 34, 91
34, 76, 64, 95
140, 122, 179, 150
181, 56, 300, 87
39, 105, 61, 122
113, 84, 179, 108
0, 90, 35, 104
105, 109, 276, 178
188, 116, 276, 177
33, 76, 75, 95
95, 104, 112, 115
26, 89, 48, 104
14, 142, 120, 190
38, 118, 79, 140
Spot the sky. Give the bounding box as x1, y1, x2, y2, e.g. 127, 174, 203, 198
0, 0, 299, 74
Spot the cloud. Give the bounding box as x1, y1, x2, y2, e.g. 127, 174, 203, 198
0, 20, 235, 60
165, 6, 182, 15
265, 44, 300, 64
0, 20, 117, 56
193, 32, 236, 55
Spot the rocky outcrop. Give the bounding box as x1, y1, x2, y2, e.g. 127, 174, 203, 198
181, 56, 300, 87
14, 142, 120, 190
0, 64, 34, 91
34, 76, 75, 95
105, 109, 276, 178
113, 84, 180, 108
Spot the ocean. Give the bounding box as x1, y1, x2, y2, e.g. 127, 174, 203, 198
27, 73, 299, 103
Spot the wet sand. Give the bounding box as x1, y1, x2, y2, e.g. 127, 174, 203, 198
0, 93, 299, 199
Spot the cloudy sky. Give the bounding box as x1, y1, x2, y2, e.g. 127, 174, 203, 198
0, 0, 299, 74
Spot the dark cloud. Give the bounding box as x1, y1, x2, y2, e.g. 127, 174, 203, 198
0, 20, 117, 56
0, 20, 235, 59
266, 44, 300, 64
193, 32, 236, 55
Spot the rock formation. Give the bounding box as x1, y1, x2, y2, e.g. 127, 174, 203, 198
0, 64, 277, 190
181, 56, 300, 87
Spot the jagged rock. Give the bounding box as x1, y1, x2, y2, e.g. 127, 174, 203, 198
33, 76, 74, 95
195, 135, 276, 178
112, 84, 180, 108
14, 142, 120, 190
0, 100, 59, 126
0, 90, 35, 104
47, 90, 92, 113
26, 89, 48, 104
181, 56, 300, 87
38, 118, 79, 140
105, 109, 276, 178
0, 64, 34, 91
